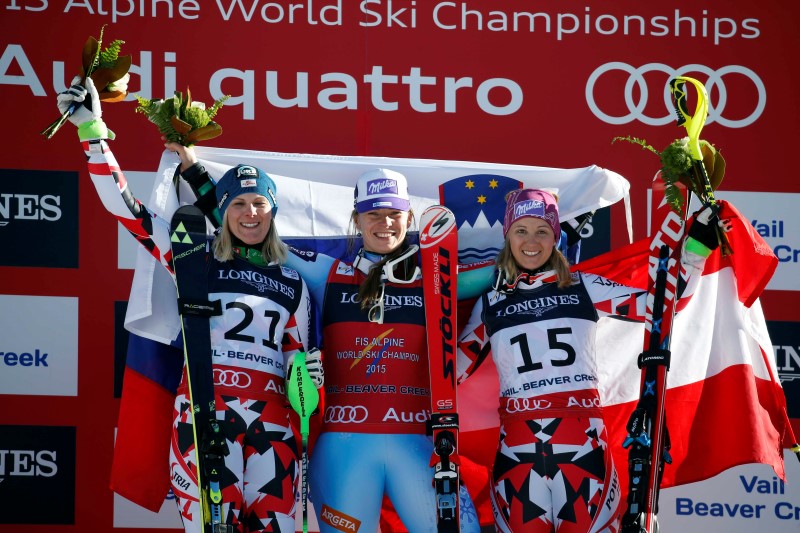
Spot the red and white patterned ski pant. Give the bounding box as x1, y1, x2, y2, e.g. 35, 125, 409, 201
169, 385, 299, 533
491, 416, 621, 533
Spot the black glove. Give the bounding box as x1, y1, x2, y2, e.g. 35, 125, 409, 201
688, 203, 722, 250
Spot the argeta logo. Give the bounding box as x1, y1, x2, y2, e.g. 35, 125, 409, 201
320, 504, 361, 532
0, 425, 76, 524
240, 178, 257, 188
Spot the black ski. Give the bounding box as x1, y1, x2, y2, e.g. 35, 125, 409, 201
170, 205, 230, 533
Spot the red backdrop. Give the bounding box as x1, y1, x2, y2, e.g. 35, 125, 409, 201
1, 1, 798, 531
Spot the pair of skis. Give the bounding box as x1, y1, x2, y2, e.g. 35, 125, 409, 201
620, 177, 687, 533
170, 205, 232, 533
420, 205, 462, 533
621, 76, 722, 533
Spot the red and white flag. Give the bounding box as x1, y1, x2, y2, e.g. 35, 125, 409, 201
596, 201, 794, 491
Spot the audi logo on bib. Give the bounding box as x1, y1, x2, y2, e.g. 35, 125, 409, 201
213, 369, 252, 388
505, 397, 553, 413
324, 405, 369, 424
586, 62, 765, 128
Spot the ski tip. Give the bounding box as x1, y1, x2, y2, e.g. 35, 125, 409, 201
420, 205, 457, 248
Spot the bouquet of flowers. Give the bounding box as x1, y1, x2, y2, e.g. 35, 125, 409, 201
612, 135, 726, 216
41, 25, 131, 139
134, 89, 230, 146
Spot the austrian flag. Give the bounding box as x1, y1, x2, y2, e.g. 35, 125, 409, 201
582, 200, 795, 491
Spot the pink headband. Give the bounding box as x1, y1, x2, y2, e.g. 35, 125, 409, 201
503, 189, 560, 238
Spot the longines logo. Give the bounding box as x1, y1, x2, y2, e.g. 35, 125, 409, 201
0, 169, 78, 268
0, 193, 62, 226
0, 425, 75, 524
217, 269, 296, 298
494, 294, 581, 317
338, 291, 423, 308
0, 449, 58, 478
766, 321, 799, 420
775, 345, 799, 383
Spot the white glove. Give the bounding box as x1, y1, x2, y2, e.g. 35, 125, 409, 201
108, 72, 130, 94
56, 76, 101, 126
305, 348, 324, 389
287, 348, 324, 389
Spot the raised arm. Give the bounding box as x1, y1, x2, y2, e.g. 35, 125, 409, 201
58, 77, 174, 274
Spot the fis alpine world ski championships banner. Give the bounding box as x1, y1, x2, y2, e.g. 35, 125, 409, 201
1, 1, 799, 532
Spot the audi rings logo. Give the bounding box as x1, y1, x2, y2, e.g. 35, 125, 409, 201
505, 397, 552, 413
586, 62, 765, 128
324, 405, 369, 424
213, 369, 252, 388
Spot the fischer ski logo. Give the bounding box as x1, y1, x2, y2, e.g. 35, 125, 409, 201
172, 243, 204, 261
170, 205, 232, 532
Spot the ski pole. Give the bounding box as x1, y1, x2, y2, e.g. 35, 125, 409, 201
669, 76, 732, 255
286, 352, 320, 533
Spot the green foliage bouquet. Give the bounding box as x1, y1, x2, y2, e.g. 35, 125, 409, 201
135, 89, 230, 146
612, 135, 726, 216
42, 25, 131, 138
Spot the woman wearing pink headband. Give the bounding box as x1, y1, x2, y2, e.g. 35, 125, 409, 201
456, 188, 722, 532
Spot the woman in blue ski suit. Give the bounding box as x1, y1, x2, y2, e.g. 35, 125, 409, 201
283, 168, 483, 532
